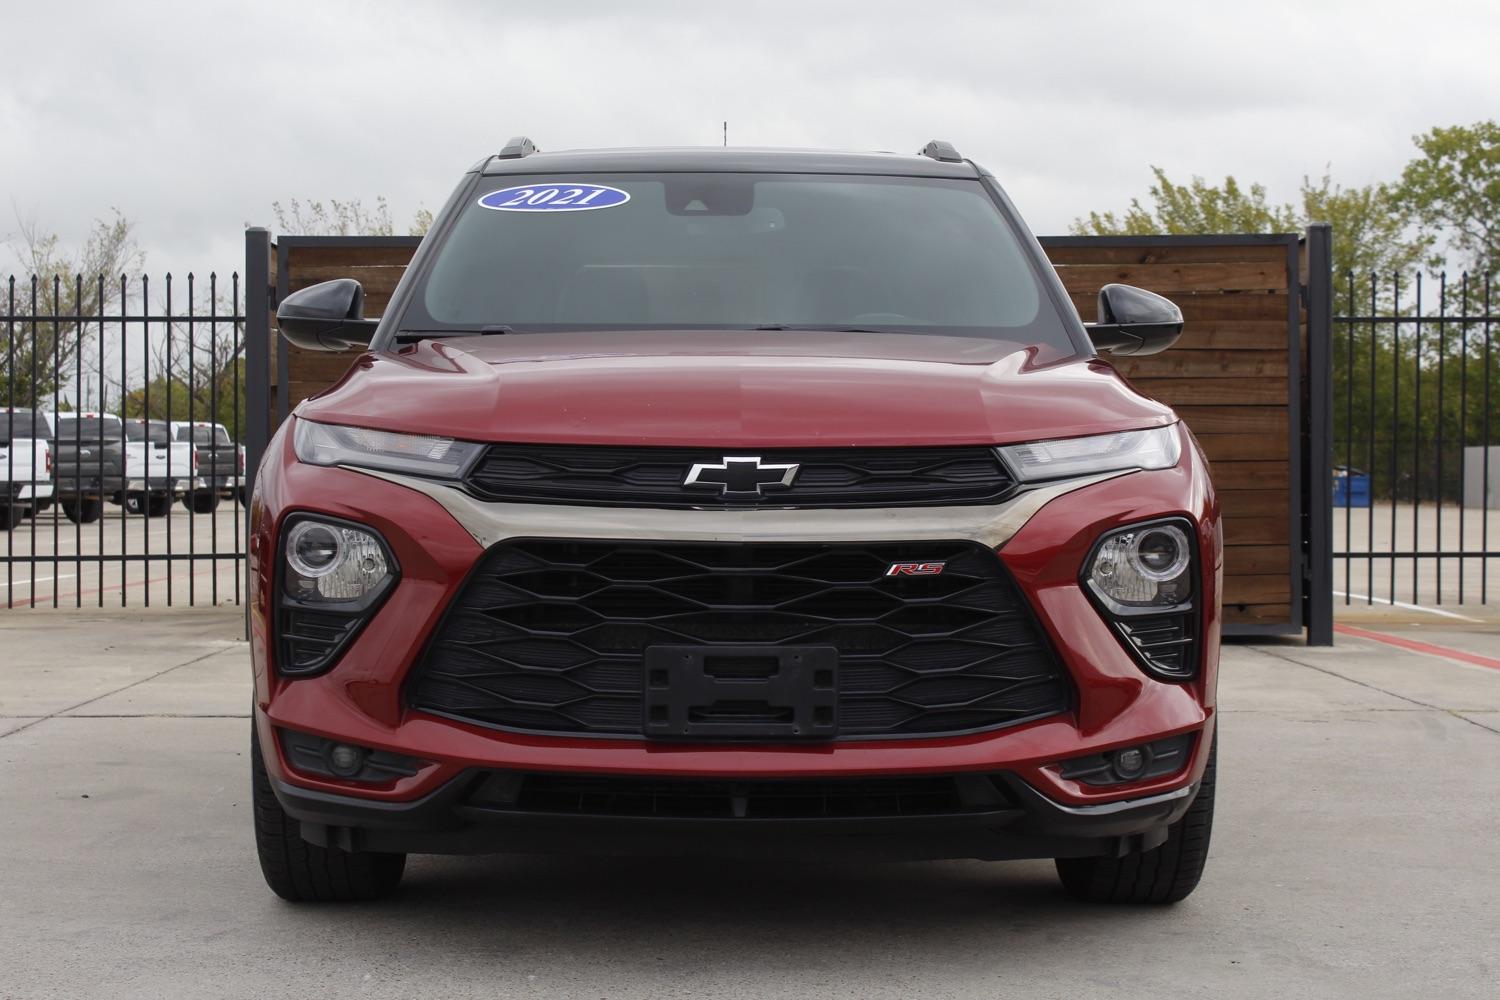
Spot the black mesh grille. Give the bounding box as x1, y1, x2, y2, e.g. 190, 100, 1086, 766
409, 539, 1069, 739
277, 607, 362, 675
1116, 612, 1198, 679
463, 445, 1015, 509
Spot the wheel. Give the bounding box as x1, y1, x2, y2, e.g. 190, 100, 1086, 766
62, 498, 104, 524
123, 493, 144, 514
1055, 734, 1216, 904
145, 494, 172, 518
251, 726, 406, 902
183, 490, 221, 514
0, 505, 22, 530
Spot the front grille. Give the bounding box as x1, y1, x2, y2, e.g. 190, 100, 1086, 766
408, 539, 1070, 739
465, 771, 1015, 819
463, 444, 1015, 509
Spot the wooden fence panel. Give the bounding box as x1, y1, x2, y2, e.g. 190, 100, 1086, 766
267, 234, 1306, 634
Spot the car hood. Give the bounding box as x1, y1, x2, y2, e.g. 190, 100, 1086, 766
296, 331, 1175, 447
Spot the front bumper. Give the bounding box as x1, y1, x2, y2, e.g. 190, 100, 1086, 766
250, 423, 1221, 847
271, 765, 1199, 861
125, 476, 203, 494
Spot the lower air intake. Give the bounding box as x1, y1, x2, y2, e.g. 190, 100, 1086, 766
408, 538, 1069, 739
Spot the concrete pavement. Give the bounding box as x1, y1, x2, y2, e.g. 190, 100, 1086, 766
1, 609, 1498, 999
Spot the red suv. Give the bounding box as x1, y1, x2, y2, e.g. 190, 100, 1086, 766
251, 139, 1220, 904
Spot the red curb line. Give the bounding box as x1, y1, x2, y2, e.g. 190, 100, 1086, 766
1334, 623, 1500, 672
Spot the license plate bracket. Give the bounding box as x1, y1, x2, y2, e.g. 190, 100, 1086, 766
643, 645, 838, 740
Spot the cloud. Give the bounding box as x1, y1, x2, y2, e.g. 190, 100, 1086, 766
3, 0, 1498, 278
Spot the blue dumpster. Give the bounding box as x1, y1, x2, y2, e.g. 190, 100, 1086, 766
1333, 466, 1370, 508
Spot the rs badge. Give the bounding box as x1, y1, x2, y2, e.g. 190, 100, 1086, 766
885, 561, 946, 577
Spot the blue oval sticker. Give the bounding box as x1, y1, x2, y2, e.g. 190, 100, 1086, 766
477, 183, 630, 213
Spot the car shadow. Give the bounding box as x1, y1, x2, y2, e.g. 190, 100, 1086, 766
262, 853, 1192, 972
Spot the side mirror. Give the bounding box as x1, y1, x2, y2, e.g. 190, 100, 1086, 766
1086, 283, 1184, 357
275, 278, 379, 351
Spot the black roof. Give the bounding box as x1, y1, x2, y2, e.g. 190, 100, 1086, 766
477, 146, 980, 178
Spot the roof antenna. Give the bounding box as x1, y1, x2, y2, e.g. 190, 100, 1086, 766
723, 121, 727, 147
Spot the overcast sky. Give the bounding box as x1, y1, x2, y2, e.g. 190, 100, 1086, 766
4, 0, 1499, 283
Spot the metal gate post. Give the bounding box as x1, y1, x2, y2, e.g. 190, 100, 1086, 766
1305, 223, 1335, 644
243, 228, 272, 503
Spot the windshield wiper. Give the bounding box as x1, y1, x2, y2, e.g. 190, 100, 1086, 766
753, 324, 895, 334
395, 325, 513, 341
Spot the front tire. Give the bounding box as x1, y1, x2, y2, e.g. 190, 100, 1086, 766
1055, 733, 1216, 904
251, 726, 406, 902
145, 494, 172, 518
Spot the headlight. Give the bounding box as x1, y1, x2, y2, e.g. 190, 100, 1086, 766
1088, 523, 1192, 608
996, 425, 1180, 483
293, 418, 483, 479
284, 520, 392, 602
278, 515, 398, 676
1083, 518, 1199, 680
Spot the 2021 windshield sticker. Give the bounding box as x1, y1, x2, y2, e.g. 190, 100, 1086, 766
477, 183, 630, 212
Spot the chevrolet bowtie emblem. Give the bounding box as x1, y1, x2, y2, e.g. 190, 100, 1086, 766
683, 456, 799, 496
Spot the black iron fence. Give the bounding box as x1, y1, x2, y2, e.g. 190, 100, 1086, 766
18, 237, 1489, 617
0, 272, 247, 608
1333, 271, 1499, 605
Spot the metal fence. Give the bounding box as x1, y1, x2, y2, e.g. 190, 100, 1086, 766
1333, 271, 1498, 605
1, 272, 246, 608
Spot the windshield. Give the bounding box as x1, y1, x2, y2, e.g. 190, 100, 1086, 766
58, 416, 122, 441
0, 410, 45, 444
177, 425, 232, 446
125, 421, 171, 445
400, 172, 1078, 360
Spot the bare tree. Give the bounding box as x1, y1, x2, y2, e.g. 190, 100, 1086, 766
123, 287, 246, 433
270, 197, 431, 236
1, 208, 143, 406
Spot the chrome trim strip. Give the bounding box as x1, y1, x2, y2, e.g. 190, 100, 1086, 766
1038, 782, 1196, 818
352, 468, 1128, 548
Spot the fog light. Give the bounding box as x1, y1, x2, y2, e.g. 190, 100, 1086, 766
1058, 733, 1196, 787
1112, 747, 1147, 780
326, 743, 366, 777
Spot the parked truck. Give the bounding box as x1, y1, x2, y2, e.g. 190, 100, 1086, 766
0, 408, 55, 529
40, 412, 199, 522
169, 420, 246, 511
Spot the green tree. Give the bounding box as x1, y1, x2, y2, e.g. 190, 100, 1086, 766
121, 369, 246, 433
1397, 120, 1500, 274
1072, 167, 1426, 280
1299, 173, 1430, 279
1072, 167, 1298, 236
1, 209, 143, 405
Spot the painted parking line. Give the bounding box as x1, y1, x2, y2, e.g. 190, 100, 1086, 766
1333, 591, 1479, 622
0, 573, 78, 591
3, 565, 228, 608
1334, 623, 1500, 673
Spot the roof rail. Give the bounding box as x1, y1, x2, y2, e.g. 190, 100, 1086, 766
497, 136, 539, 159
919, 140, 962, 163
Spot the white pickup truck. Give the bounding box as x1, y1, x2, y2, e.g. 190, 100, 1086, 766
168, 420, 246, 511
0, 408, 55, 530
40, 412, 201, 520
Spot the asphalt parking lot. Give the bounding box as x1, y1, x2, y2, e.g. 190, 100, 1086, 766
1, 609, 1497, 999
